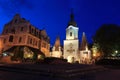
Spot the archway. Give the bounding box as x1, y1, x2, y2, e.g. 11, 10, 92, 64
67, 56, 75, 63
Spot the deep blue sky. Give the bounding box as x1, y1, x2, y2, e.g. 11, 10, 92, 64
0, 0, 120, 46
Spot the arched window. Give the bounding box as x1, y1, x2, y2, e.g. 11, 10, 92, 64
9, 35, 13, 42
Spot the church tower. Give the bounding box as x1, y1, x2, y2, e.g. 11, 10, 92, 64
52, 36, 62, 58
64, 11, 79, 63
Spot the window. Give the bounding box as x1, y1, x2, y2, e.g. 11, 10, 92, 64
30, 38, 32, 44
42, 42, 46, 48
6, 29, 8, 33
11, 29, 15, 34
70, 32, 72, 36
29, 25, 31, 33
9, 36, 13, 42
27, 37, 29, 44
35, 41, 37, 46
37, 32, 38, 36
21, 27, 24, 31
34, 29, 36, 35
15, 19, 18, 23
32, 28, 34, 33
19, 37, 22, 43
3, 39, 6, 43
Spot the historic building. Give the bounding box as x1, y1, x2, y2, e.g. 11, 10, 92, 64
64, 12, 79, 63
51, 36, 62, 58
63, 12, 92, 63
80, 32, 91, 64
0, 14, 50, 60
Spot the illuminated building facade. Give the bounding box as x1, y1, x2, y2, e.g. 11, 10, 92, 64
0, 14, 50, 58
64, 12, 79, 63
64, 12, 91, 63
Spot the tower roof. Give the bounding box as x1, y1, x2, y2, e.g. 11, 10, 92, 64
68, 9, 77, 27
80, 32, 88, 50
54, 36, 61, 51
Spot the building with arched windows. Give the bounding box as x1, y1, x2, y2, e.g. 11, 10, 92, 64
0, 14, 50, 62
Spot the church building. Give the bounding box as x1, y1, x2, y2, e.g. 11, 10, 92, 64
64, 12, 92, 63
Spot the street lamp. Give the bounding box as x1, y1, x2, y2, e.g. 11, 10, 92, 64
115, 50, 118, 54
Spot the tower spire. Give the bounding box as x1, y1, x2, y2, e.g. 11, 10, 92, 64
80, 32, 88, 50
54, 35, 61, 51
70, 8, 74, 21
68, 9, 77, 27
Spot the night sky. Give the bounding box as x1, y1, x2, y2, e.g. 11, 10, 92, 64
0, 0, 120, 46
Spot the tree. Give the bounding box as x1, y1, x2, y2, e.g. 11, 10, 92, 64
93, 24, 120, 57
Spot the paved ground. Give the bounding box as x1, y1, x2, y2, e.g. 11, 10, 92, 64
95, 69, 120, 80
0, 64, 119, 80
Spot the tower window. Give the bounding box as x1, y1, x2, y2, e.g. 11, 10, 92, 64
9, 35, 13, 42
70, 32, 72, 36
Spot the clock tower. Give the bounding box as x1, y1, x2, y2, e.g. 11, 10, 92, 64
64, 11, 79, 63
